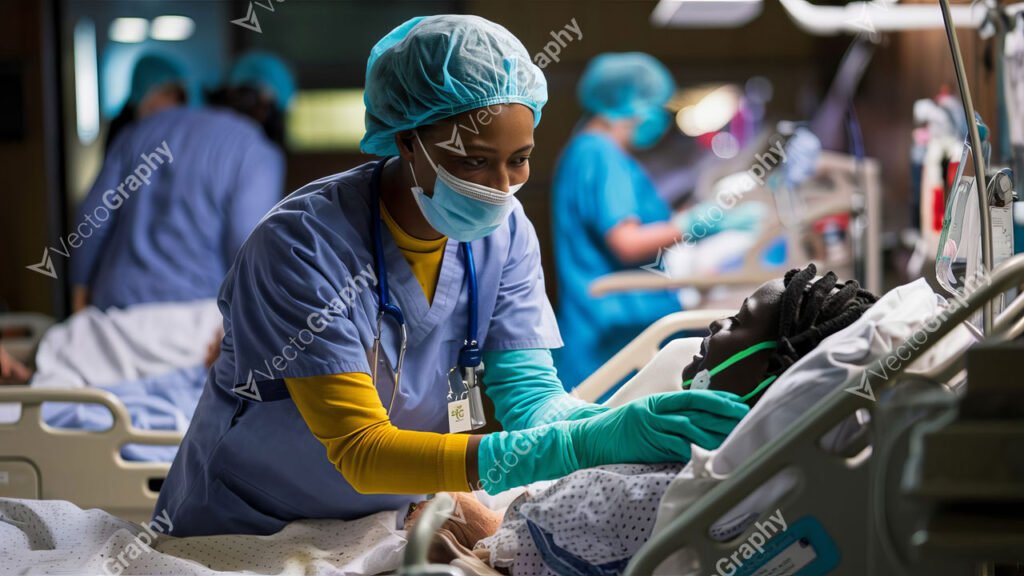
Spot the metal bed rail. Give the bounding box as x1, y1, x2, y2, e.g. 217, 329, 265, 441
0, 386, 182, 523
624, 253, 1024, 575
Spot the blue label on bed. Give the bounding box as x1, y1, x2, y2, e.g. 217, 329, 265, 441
725, 516, 839, 576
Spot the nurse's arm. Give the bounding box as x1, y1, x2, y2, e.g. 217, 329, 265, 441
605, 219, 681, 265
69, 139, 129, 294
483, 349, 607, 430
285, 373, 482, 493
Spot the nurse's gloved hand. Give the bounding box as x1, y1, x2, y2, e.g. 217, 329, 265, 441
567, 390, 749, 469
673, 202, 767, 241
720, 202, 767, 235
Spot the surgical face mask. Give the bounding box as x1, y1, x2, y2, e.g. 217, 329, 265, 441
631, 107, 671, 150
682, 340, 778, 403
409, 132, 524, 242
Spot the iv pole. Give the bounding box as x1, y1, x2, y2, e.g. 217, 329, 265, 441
939, 0, 994, 334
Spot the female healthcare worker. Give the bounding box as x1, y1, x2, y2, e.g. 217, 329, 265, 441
156, 15, 749, 537
552, 53, 762, 390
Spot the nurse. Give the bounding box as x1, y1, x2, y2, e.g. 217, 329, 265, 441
70, 53, 286, 312
156, 15, 749, 537
552, 53, 760, 391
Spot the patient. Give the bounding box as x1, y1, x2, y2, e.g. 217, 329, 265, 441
408, 264, 878, 574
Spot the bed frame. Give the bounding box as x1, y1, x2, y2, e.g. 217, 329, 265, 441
621, 253, 1024, 575
403, 254, 1024, 576
0, 386, 181, 523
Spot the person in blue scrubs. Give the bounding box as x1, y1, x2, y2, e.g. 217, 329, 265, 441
69, 53, 288, 312
552, 53, 756, 391
207, 51, 295, 148
155, 15, 750, 538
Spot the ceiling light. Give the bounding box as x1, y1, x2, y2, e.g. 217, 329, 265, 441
652, 0, 763, 28
151, 15, 195, 41
109, 17, 148, 43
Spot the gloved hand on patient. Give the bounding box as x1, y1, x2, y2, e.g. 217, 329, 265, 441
430, 265, 880, 574
567, 389, 748, 469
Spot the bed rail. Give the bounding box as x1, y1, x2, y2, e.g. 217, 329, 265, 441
624, 253, 1024, 575
573, 309, 736, 403
0, 386, 181, 523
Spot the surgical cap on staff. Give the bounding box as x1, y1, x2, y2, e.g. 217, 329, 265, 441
577, 52, 674, 119
129, 53, 187, 104
228, 51, 296, 109
361, 14, 548, 157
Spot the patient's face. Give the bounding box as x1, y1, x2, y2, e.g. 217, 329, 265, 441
681, 280, 785, 400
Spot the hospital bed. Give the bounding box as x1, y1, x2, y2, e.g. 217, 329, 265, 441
590, 150, 884, 305
0, 302, 217, 523
403, 253, 1024, 576
0, 386, 181, 523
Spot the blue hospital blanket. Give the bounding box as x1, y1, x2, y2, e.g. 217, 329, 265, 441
40, 365, 207, 462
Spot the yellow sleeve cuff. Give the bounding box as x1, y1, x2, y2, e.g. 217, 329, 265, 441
285, 373, 470, 494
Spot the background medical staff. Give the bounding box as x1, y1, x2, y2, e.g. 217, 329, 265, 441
155, 15, 749, 538
553, 53, 760, 391
69, 52, 289, 312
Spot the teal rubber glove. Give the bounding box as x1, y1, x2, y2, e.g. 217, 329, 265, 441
483, 349, 608, 431
567, 390, 749, 469
673, 201, 766, 241
476, 390, 748, 494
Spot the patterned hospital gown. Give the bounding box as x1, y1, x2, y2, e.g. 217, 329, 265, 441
479, 464, 682, 576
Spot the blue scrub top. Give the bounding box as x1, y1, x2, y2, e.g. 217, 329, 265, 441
156, 160, 562, 537
69, 107, 284, 310
551, 132, 681, 391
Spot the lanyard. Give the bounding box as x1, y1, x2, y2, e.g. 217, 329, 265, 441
370, 159, 480, 368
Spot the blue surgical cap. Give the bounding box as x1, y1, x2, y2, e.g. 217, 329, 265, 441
577, 53, 675, 120
129, 53, 187, 105
361, 15, 548, 157
228, 51, 296, 109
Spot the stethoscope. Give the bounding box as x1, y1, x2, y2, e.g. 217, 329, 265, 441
369, 159, 486, 431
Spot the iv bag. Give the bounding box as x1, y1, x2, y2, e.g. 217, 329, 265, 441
935, 130, 1016, 315
935, 174, 980, 296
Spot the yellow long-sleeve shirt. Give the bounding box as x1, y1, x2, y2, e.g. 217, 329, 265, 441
284, 203, 469, 494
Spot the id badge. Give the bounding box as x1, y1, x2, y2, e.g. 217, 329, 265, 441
448, 398, 472, 433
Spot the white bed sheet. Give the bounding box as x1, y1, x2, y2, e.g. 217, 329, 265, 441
0, 498, 406, 575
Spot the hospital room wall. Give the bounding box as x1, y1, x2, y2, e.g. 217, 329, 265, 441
0, 0, 62, 316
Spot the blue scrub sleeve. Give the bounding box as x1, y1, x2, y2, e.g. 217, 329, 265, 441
225, 215, 374, 384
587, 141, 642, 237
483, 349, 606, 431
69, 139, 129, 287
225, 141, 284, 260
483, 206, 563, 351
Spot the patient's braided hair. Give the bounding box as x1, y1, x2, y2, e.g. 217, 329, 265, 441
767, 263, 878, 377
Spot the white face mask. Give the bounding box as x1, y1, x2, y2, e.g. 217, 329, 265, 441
409, 132, 525, 241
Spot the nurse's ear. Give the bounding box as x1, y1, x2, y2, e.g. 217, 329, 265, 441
395, 130, 417, 163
